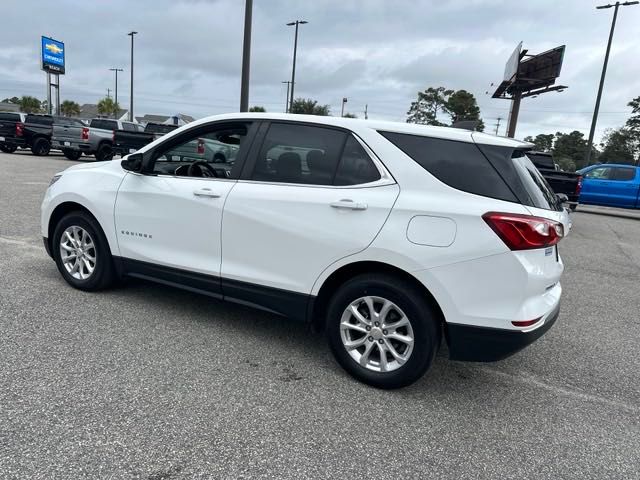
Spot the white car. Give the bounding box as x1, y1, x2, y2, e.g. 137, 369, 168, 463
41, 113, 569, 388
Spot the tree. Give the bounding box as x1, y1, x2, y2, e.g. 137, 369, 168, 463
599, 128, 637, 165
60, 100, 81, 117
626, 95, 640, 133
445, 90, 484, 131
556, 157, 576, 172
553, 130, 594, 170
249, 106, 266, 112
523, 133, 554, 152
289, 98, 330, 116
343, 112, 357, 118
1, 96, 20, 104
406, 87, 452, 125
19, 96, 42, 113
97, 97, 120, 118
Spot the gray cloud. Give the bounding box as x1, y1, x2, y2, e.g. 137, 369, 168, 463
0, 0, 638, 141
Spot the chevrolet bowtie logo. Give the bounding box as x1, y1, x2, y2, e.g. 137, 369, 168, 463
45, 43, 63, 55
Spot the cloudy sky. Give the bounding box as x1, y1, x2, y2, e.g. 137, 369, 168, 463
1, 0, 638, 143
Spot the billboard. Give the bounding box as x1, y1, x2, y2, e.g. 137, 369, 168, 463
41, 36, 65, 74
503, 41, 522, 82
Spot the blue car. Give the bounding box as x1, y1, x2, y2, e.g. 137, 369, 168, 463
577, 164, 640, 209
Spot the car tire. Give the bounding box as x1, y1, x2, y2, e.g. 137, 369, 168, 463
326, 273, 441, 389
0, 144, 17, 153
63, 149, 82, 161
31, 138, 51, 156
52, 211, 115, 291
570, 204, 577, 212
95, 143, 113, 161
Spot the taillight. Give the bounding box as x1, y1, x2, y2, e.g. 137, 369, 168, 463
81, 127, 89, 141
16, 122, 24, 137
482, 212, 564, 251
197, 138, 205, 155
512, 317, 542, 328
575, 175, 583, 196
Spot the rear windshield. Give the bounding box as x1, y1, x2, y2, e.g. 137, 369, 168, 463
0, 113, 20, 122
26, 115, 53, 125
145, 123, 176, 134
512, 152, 561, 210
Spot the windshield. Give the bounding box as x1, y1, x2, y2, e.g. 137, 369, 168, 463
512, 152, 561, 211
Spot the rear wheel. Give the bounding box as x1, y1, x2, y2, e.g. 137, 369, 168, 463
52, 212, 115, 291
31, 138, 51, 156
94, 143, 113, 161
63, 149, 82, 161
327, 273, 441, 389
0, 144, 17, 153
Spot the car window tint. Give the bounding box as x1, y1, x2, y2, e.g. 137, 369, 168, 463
334, 135, 381, 185
611, 167, 636, 181
380, 131, 517, 203
26, 115, 53, 125
0, 113, 19, 121
253, 123, 346, 185
153, 124, 248, 178
511, 152, 559, 210
122, 122, 136, 132
584, 167, 612, 179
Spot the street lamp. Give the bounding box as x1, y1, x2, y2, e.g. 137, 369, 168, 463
127, 31, 138, 122
240, 0, 253, 112
286, 20, 308, 113
585, 1, 638, 165
282, 81, 291, 112
109, 68, 123, 119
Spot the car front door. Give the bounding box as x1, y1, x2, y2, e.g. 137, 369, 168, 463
580, 166, 614, 206
114, 121, 255, 295
220, 121, 400, 319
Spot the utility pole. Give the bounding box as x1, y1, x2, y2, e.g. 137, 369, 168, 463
239, 0, 252, 112
282, 81, 291, 112
127, 31, 138, 122
364, 104, 368, 120
287, 20, 308, 113
494, 116, 502, 136
506, 91, 522, 138
585, 1, 638, 165
109, 68, 123, 118
107, 88, 112, 99
341, 97, 347, 117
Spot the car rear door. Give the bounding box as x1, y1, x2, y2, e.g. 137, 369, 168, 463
220, 121, 399, 316
606, 167, 639, 208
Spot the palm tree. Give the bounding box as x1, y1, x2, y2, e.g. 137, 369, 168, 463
60, 100, 81, 117
19, 96, 42, 113
97, 97, 119, 118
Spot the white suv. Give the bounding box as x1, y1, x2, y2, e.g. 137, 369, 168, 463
41, 113, 569, 388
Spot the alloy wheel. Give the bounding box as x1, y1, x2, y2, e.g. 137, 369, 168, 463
59, 226, 97, 280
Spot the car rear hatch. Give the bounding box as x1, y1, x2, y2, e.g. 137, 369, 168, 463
0, 113, 20, 140
53, 123, 83, 145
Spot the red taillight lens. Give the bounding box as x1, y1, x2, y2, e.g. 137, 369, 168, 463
575, 175, 583, 196
482, 212, 564, 251
81, 127, 89, 140
512, 317, 542, 328
197, 138, 205, 155
16, 122, 24, 136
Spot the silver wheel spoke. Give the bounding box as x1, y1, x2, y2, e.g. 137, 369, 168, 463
349, 305, 370, 326
378, 343, 389, 372
341, 320, 368, 334
384, 339, 407, 365
384, 316, 410, 330
60, 226, 96, 281
387, 332, 413, 345
359, 340, 375, 367
343, 336, 368, 350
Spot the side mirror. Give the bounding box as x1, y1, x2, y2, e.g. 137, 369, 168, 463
121, 153, 143, 172
556, 193, 569, 204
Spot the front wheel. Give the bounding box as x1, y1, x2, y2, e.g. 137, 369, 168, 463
63, 149, 82, 161
31, 138, 51, 156
0, 144, 17, 153
327, 274, 441, 389
52, 212, 115, 291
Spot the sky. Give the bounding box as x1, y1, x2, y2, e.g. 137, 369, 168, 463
0, 0, 638, 144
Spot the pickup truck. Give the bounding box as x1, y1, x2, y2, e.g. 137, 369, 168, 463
577, 163, 640, 209
113, 122, 177, 156
0, 113, 56, 156
528, 151, 582, 210
51, 118, 142, 161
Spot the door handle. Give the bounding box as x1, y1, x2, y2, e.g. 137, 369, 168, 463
330, 199, 368, 210
193, 188, 221, 198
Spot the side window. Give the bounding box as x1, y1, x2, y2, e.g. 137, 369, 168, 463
122, 122, 136, 132
611, 167, 636, 181
151, 123, 249, 178
334, 136, 381, 185
252, 123, 346, 185
584, 167, 612, 179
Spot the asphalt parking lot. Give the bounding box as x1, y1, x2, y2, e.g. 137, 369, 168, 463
1, 151, 639, 479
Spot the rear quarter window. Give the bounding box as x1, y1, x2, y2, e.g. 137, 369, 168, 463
379, 131, 517, 203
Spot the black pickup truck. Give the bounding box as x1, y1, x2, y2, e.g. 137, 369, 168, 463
528, 151, 582, 210
0, 112, 26, 153
114, 122, 178, 156
0, 113, 55, 155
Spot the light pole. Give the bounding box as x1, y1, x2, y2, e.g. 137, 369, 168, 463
341, 97, 348, 117
109, 68, 123, 118
127, 31, 138, 122
240, 0, 252, 112
585, 1, 638, 165
286, 20, 307, 113
282, 81, 291, 112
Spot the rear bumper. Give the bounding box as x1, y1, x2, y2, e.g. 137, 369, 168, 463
446, 302, 560, 362
52, 140, 92, 152
0, 137, 26, 148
